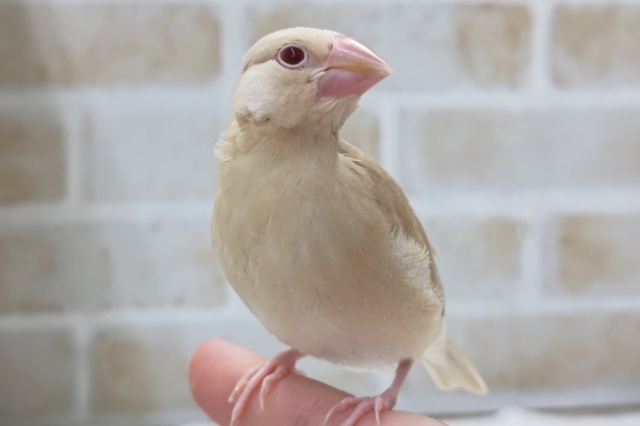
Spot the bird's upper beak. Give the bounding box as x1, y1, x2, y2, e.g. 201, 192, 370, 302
317, 35, 393, 99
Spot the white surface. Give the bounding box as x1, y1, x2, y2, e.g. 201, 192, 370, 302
179, 406, 640, 426
446, 407, 640, 426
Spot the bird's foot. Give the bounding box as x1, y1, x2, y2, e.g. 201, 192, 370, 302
228, 348, 304, 426
324, 359, 413, 426
324, 391, 397, 426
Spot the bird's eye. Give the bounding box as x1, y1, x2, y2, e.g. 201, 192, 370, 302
277, 45, 308, 68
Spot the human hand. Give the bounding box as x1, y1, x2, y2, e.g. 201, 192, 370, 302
189, 339, 448, 426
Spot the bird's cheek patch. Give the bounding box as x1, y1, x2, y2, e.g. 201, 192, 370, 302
234, 68, 281, 122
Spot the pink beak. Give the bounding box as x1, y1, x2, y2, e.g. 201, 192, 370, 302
317, 35, 393, 99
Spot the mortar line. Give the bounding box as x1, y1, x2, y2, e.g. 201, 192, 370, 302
376, 99, 402, 181
218, 0, 247, 107
517, 213, 551, 312
3, 189, 640, 227
73, 319, 91, 418
1, 296, 640, 331
3, 88, 640, 111
528, 0, 555, 92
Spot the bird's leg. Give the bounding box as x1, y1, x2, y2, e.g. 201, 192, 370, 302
324, 359, 414, 426
229, 348, 305, 426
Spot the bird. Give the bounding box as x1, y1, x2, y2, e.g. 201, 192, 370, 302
211, 27, 488, 426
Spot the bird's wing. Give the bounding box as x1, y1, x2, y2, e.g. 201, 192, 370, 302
339, 140, 445, 309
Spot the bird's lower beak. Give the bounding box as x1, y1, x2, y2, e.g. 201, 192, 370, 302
317, 35, 393, 99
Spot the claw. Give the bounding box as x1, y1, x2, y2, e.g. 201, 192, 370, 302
324, 397, 352, 424
323, 359, 413, 426
260, 364, 287, 410
324, 395, 392, 426
229, 364, 261, 403
374, 398, 382, 426
228, 349, 304, 426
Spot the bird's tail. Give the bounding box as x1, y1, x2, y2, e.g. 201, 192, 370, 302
420, 326, 488, 395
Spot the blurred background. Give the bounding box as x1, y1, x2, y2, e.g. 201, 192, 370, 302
1, 0, 640, 425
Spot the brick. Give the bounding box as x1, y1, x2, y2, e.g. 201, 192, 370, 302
89, 317, 284, 414
0, 220, 225, 313
90, 324, 199, 413
86, 105, 223, 201
423, 217, 526, 303
549, 214, 640, 297
250, 3, 531, 91
0, 327, 74, 416
0, 111, 66, 205
400, 312, 640, 410
399, 109, 640, 192
0, 2, 220, 87
552, 5, 640, 88
340, 110, 380, 159
447, 312, 640, 391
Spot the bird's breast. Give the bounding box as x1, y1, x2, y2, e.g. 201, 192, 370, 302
212, 155, 439, 367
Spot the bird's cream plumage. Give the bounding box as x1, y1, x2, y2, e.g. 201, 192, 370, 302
211, 27, 487, 425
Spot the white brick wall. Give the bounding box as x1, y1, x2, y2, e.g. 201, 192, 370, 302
1, 0, 640, 425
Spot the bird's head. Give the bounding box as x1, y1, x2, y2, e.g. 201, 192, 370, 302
232, 27, 392, 135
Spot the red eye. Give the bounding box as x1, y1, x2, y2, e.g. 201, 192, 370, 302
277, 45, 308, 68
